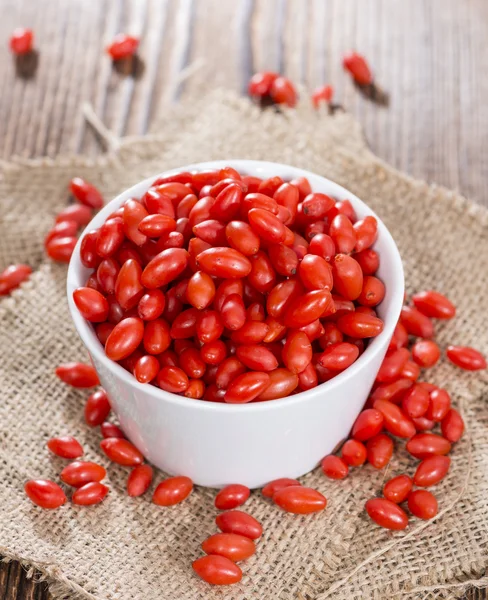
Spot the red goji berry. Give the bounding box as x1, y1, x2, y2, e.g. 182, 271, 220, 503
192, 555, 242, 585
72, 482, 109, 506
311, 84, 334, 108
216, 510, 263, 539
0, 264, 32, 295
107, 34, 139, 60
383, 475, 412, 504
152, 476, 193, 506
24, 480, 66, 509
10, 28, 34, 55
446, 345, 486, 371
47, 436, 83, 459
273, 486, 326, 514
365, 498, 408, 530
70, 177, 104, 209
343, 51, 373, 85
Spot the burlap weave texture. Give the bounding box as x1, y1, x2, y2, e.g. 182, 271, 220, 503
0, 91, 487, 600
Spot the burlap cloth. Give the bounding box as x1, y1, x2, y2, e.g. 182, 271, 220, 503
0, 90, 487, 600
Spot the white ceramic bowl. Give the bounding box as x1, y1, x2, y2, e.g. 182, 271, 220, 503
67, 160, 404, 488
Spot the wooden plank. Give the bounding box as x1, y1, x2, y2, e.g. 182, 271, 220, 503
236, 0, 255, 94
0, 0, 485, 204
125, 0, 169, 136
177, 0, 243, 100
0, 561, 49, 600
0, 561, 10, 599
108, 0, 149, 138
251, 0, 285, 73
283, 0, 307, 86
79, 0, 123, 154
12, 566, 41, 600
1, 0, 46, 158
457, 0, 488, 201
163, 0, 194, 103
308, 0, 328, 89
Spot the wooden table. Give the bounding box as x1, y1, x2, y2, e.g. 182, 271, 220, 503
1, 0, 486, 598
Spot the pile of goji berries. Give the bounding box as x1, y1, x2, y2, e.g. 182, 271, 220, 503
21, 168, 487, 586
72, 167, 386, 402
320, 290, 485, 531
26, 361, 327, 585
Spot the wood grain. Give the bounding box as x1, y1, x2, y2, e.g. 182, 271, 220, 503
0, 0, 486, 598
0, 0, 486, 203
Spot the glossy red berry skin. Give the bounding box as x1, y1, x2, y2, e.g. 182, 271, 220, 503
446, 345, 486, 371
273, 486, 327, 514
152, 476, 193, 506
107, 34, 139, 60
10, 28, 34, 55
407, 489, 438, 520
269, 76, 298, 107
70, 177, 104, 209
0, 264, 32, 295
24, 479, 67, 509
311, 85, 334, 108
72, 165, 391, 407
72, 482, 109, 506
248, 71, 278, 97
192, 555, 242, 585
365, 498, 408, 530
47, 436, 84, 459
343, 51, 373, 85
215, 510, 263, 540
383, 475, 413, 504
215, 484, 250, 510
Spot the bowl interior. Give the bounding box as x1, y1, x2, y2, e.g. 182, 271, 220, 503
67, 160, 404, 412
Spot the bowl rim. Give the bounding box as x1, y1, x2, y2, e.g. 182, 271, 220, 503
67, 159, 404, 413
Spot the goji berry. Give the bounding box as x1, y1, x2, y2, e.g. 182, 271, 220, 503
365, 498, 408, 530
273, 486, 326, 514
446, 345, 486, 371
311, 84, 334, 108
55, 362, 99, 388
343, 51, 373, 85
10, 28, 34, 55
24, 480, 66, 509
321, 455, 349, 479
47, 436, 83, 459
216, 510, 263, 540
152, 476, 193, 506
383, 475, 412, 504
70, 177, 104, 209
107, 34, 139, 60
72, 482, 109, 506
407, 489, 438, 520
192, 555, 242, 585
